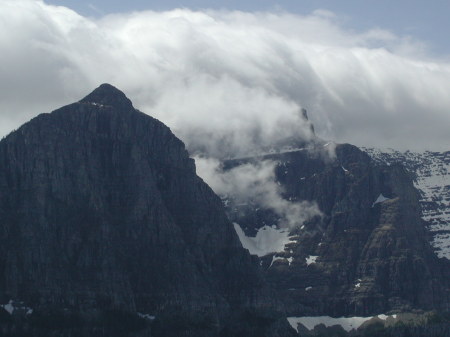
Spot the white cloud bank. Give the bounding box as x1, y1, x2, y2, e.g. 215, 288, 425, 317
1, 0, 450, 153
196, 157, 321, 229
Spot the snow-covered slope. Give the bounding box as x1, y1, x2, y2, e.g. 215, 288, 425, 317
363, 148, 450, 259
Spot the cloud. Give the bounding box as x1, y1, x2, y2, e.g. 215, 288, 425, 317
195, 157, 322, 229
1, 0, 450, 154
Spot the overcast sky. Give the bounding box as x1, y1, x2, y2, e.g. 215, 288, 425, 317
46, 0, 450, 56
1, 0, 449, 153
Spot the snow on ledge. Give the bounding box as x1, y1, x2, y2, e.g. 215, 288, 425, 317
233, 223, 296, 257
137, 313, 156, 320
371, 194, 390, 207
305, 255, 318, 265
0, 300, 33, 315
269, 255, 285, 268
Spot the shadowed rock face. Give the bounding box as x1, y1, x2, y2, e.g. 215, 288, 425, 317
224, 144, 450, 317
0, 84, 295, 336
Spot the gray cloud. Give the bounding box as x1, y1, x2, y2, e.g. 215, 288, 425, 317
195, 157, 322, 229
1, 0, 450, 154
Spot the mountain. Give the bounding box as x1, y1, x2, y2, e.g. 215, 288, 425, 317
363, 148, 450, 260
1, 83, 448, 336
222, 139, 450, 319
0, 84, 295, 337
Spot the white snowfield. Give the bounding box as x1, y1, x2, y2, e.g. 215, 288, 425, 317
233, 223, 296, 257
287, 314, 397, 332
364, 148, 450, 259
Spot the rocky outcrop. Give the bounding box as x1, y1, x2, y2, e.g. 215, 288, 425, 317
0, 84, 295, 336
224, 144, 450, 317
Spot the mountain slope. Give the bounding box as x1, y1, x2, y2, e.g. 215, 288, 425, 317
0, 84, 294, 336
223, 144, 450, 317
363, 148, 450, 259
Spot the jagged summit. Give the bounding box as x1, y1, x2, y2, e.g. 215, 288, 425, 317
79, 83, 134, 110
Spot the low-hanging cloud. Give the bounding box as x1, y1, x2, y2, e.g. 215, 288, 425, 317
1, 0, 450, 153
5, 1, 449, 232
195, 157, 322, 229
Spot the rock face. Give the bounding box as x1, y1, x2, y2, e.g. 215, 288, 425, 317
364, 148, 450, 259
0, 84, 294, 336
224, 144, 450, 317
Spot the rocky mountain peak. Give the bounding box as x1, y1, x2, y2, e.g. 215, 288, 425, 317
79, 83, 134, 110
0, 84, 295, 336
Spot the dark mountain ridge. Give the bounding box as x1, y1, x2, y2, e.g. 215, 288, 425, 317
0, 84, 294, 336
1, 83, 448, 336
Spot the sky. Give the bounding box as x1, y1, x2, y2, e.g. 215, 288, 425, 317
1, 0, 450, 154
46, 0, 450, 56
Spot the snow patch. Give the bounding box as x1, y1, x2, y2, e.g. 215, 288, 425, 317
233, 223, 296, 257
0, 300, 33, 315
87, 102, 106, 108
287, 314, 396, 332
269, 255, 285, 268
137, 313, 156, 320
2, 301, 14, 314
372, 194, 390, 207
432, 233, 450, 257
305, 255, 318, 265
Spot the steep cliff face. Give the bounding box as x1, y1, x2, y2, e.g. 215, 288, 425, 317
364, 148, 450, 260
0, 84, 294, 336
225, 144, 450, 317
